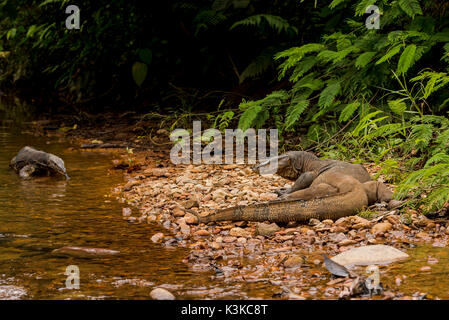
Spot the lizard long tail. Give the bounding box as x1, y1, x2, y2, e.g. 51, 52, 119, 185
194, 186, 368, 223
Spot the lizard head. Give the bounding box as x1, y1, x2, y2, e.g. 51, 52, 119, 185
252, 153, 297, 179
47, 154, 70, 180
252, 151, 316, 179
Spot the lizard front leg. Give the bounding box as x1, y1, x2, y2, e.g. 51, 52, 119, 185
277, 182, 339, 201
275, 171, 317, 196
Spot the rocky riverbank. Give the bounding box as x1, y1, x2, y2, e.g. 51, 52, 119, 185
29, 117, 449, 300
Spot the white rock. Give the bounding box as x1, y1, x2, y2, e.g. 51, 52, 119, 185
331, 245, 409, 266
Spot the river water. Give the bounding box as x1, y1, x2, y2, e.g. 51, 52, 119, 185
0, 125, 222, 299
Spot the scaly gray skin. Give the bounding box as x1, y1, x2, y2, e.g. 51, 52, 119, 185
193, 152, 393, 223
253, 151, 372, 198
10, 146, 69, 179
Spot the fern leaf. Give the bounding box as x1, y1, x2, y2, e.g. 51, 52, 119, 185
318, 79, 341, 109
275, 43, 324, 79
364, 123, 405, 139
231, 14, 296, 34
317, 47, 357, 64
426, 153, 449, 167
289, 57, 317, 82
397, 44, 417, 75
410, 123, 434, 151
329, 0, 347, 9
388, 99, 407, 116
239, 50, 274, 83
376, 44, 403, 65
425, 186, 449, 212
285, 99, 310, 130
398, 0, 422, 18
355, 52, 376, 69
355, 0, 376, 16
339, 101, 360, 122
294, 73, 324, 91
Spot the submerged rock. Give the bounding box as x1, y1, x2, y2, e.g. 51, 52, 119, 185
330, 245, 409, 266
52, 246, 120, 258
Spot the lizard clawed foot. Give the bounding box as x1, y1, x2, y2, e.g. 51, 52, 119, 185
274, 187, 291, 196
277, 194, 291, 201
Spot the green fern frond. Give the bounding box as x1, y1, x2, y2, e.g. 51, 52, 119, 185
397, 44, 417, 75
239, 50, 274, 83
238, 90, 289, 131
329, 0, 347, 9
426, 153, 449, 167
388, 99, 407, 115
289, 57, 317, 82
318, 79, 341, 108
364, 123, 405, 139
317, 46, 358, 64
339, 101, 360, 122
231, 14, 297, 35
409, 123, 434, 151
411, 71, 449, 99
376, 44, 403, 65
284, 99, 310, 130
294, 73, 324, 91
355, 0, 377, 16
355, 52, 376, 69
275, 44, 324, 79
424, 186, 449, 212
398, 0, 422, 18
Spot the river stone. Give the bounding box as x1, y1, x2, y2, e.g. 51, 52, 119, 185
255, 223, 280, 236
229, 227, 251, 238
283, 256, 304, 268
371, 222, 392, 234
122, 207, 132, 217
151, 232, 164, 243
331, 245, 409, 266
150, 288, 175, 300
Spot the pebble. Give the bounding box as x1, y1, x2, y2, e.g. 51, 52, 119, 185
195, 230, 210, 236
122, 207, 132, 217
223, 236, 237, 243
237, 237, 247, 244
283, 256, 304, 268
180, 223, 190, 236
172, 207, 185, 217
183, 199, 199, 209
259, 192, 278, 201
371, 222, 392, 234
255, 223, 280, 236
416, 232, 431, 240
150, 288, 175, 300
230, 227, 251, 238
338, 239, 357, 246
151, 233, 164, 243
184, 213, 199, 224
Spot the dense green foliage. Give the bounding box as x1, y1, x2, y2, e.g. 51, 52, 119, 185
0, 0, 320, 110
234, 0, 449, 212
